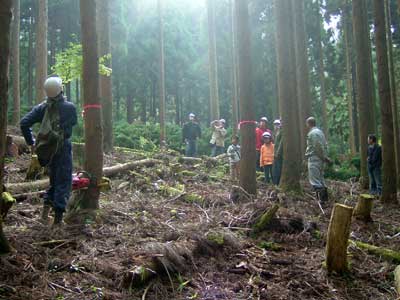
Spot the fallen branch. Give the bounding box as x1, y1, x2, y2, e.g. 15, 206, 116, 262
6, 159, 162, 194
351, 240, 400, 263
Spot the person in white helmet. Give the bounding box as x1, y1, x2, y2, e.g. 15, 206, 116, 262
20, 76, 77, 225
210, 118, 227, 157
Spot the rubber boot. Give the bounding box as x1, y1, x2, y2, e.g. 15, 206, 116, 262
53, 210, 63, 226
40, 204, 51, 224
320, 187, 329, 203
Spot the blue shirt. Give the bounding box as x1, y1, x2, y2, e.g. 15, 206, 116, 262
20, 95, 77, 146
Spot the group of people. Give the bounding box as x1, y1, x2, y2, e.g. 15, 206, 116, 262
19, 78, 381, 227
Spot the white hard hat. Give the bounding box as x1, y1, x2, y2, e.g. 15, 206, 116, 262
273, 119, 281, 125
262, 132, 272, 138
260, 117, 268, 122
44, 77, 63, 98
189, 113, 195, 118
219, 119, 226, 124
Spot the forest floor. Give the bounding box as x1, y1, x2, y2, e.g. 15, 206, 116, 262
1, 146, 400, 300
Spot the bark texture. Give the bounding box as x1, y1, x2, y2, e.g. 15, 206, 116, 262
35, 0, 47, 103
326, 204, 353, 274
0, 0, 13, 254
80, 0, 103, 210
352, 0, 377, 189
292, 0, 311, 155
373, 0, 397, 204
158, 0, 166, 145
235, 0, 256, 195
97, 0, 113, 153
275, 0, 301, 192
207, 0, 220, 121
11, 0, 20, 125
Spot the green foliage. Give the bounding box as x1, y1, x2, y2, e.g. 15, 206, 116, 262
51, 42, 112, 83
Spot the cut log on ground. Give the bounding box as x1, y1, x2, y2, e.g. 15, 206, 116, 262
351, 240, 400, 263
103, 159, 161, 177
394, 265, 400, 294
325, 203, 353, 274
121, 229, 241, 289
353, 194, 374, 222
178, 156, 203, 164
6, 159, 162, 194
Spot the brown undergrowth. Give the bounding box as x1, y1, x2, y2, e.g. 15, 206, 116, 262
1, 149, 399, 300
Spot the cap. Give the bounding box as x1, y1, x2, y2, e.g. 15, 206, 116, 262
260, 117, 268, 122
189, 113, 195, 118
262, 132, 272, 138
273, 119, 281, 125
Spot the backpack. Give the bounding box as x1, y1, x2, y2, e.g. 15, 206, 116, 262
35, 99, 65, 167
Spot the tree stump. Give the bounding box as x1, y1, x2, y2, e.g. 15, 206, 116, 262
394, 265, 400, 295
0, 192, 16, 254
353, 194, 374, 222
325, 203, 353, 274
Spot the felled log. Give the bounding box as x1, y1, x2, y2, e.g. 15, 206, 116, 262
103, 159, 161, 177
0, 192, 16, 254
394, 265, 400, 294
178, 156, 202, 164
121, 230, 241, 289
353, 194, 374, 222
252, 204, 280, 234
6, 179, 49, 194
351, 240, 400, 263
6, 159, 161, 194
325, 204, 353, 274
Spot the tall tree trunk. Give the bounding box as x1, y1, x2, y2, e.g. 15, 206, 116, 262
175, 81, 181, 125
385, 0, 400, 189
230, 0, 238, 134
27, 11, 34, 107
207, 0, 220, 121
292, 0, 311, 155
35, 0, 47, 103
0, 0, 13, 254
343, 0, 357, 155
158, 0, 166, 146
235, 0, 256, 195
276, 0, 301, 192
75, 78, 80, 106
126, 94, 134, 124
353, 0, 376, 189
316, 0, 328, 139
351, 60, 360, 152
11, 0, 20, 125
373, 0, 397, 203
365, 0, 378, 134
80, 0, 103, 210
97, 0, 113, 153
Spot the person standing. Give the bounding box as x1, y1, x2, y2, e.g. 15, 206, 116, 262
20, 77, 77, 225
227, 135, 241, 181
305, 117, 330, 204
255, 117, 272, 171
210, 119, 227, 157
272, 119, 283, 185
260, 132, 274, 183
367, 134, 382, 195
182, 113, 201, 157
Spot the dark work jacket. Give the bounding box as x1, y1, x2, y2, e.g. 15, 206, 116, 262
20, 94, 77, 146
367, 144, 382, 169
182, 121, 201, 141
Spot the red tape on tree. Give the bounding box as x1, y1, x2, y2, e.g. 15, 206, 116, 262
82, 104, 102, 117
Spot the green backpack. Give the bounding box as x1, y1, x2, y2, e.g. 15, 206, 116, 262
35, 99, 65, 167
